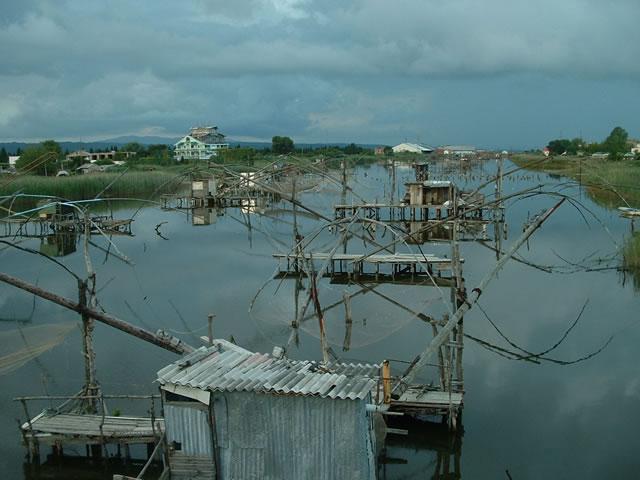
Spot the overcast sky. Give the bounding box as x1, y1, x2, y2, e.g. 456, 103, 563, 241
1, 0, 639, 148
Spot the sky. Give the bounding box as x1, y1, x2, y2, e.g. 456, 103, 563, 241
1, 0, 639, 148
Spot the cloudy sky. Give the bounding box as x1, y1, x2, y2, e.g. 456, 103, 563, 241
1, 0, 639, 148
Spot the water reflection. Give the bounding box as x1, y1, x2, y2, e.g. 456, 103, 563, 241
1, 159, 639, 479
379, 418, 462, 480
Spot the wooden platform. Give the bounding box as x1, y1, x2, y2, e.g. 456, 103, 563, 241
334, 203, 500, 222
391, 387, 463, 417
22, 412, 164, 446
274, 252, 458, 279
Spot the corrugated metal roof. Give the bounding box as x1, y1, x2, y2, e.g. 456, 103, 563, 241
157, 340, 379, 401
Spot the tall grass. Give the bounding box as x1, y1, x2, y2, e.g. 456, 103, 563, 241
623, 233, 640, 291
513, 155, 640, 208
0, 171, 182, 206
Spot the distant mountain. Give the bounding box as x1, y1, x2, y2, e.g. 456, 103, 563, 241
100, 135, 179, 145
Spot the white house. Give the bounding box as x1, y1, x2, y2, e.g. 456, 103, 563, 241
631, 143, 640, 155
9, 155, 20, 167
175, 126, 229, 161
392, 143, 434, 154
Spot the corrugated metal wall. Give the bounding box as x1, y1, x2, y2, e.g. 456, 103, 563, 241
164, 403, 213, 457
211, 392, 375, 480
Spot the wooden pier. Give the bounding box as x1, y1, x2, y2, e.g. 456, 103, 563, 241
390, 387, 463, 427
22, 412, 164, 449
16, 394, 164, 467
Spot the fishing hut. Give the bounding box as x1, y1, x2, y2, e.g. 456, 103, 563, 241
191, 178, 217, 206
157, 339, 381, 480
414, 162, 429, 182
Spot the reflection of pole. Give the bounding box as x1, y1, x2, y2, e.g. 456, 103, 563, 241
494, 157, 504, 260
391, 157, 396, 205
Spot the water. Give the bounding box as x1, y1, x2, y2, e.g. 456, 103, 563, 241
1, 160, 639, 479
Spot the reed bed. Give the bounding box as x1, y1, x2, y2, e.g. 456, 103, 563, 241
0, 171, 181, 204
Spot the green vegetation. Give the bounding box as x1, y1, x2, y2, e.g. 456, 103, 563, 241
512, 154, 640, 208
218, 147, 257, 166
272, 136, 295, 154
0, 171, 180, 207
0, 147, 8, 165
16, 140, 64, 175
546, 126, 635, 159
623, 233, 640, 291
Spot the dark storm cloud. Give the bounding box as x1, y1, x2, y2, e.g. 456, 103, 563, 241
0, 0, 639, 145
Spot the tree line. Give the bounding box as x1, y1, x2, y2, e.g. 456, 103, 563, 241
547, 127, 637, 159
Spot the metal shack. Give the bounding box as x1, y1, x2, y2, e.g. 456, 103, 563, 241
157, 340, 380, 480
404, 180, 456, 206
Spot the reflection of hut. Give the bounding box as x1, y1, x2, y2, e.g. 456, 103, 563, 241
192, 207, 218, 226
39, 233, 77, 257
405, 222, 452, 243
157, 340, 380, 480
404, 181, 456, 206
36, 199, 75, 221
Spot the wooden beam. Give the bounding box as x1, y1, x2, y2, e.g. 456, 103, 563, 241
0, 272, 194, 355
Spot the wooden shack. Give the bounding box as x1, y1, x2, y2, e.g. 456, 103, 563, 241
191, 178, 216, 199
157, 340, 380, 480
404, 181, 456, 207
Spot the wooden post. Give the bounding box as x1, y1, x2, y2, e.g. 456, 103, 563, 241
382, 360, 391, 404
342, 293, 352, 352
207, 313, 215, 346
20, 399, 39, 464
0, 272, 194, 355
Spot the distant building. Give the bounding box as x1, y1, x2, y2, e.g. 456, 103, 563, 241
76, 163, 108, 174
392, 143, 434, 154
631, 143, 640, 155
591, 152, 609, 159
439, 145, 477, 156
542, 147, 550, 157
374, 146, 385, 155
8, 155, 20, 167
175, 126, 229, 161
66, 150, 135, 163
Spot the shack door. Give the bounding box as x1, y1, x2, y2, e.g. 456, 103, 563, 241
164, 395, 215, 480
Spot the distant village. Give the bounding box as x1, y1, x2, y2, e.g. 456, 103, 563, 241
0, 124, 502, 177
2, 124, 639, 177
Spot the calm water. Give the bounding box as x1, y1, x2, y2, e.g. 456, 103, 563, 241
1, 160, 639, 479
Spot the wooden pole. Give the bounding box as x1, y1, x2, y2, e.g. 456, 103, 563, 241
207, 313, 215, 346
382, 360, 391, 404
0, 272, 193, 355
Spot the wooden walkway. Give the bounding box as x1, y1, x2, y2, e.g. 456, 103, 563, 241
390, 387, 463, 426
22, 412, 164, 447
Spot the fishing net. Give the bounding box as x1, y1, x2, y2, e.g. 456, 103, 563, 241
0, 322, 77, 375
